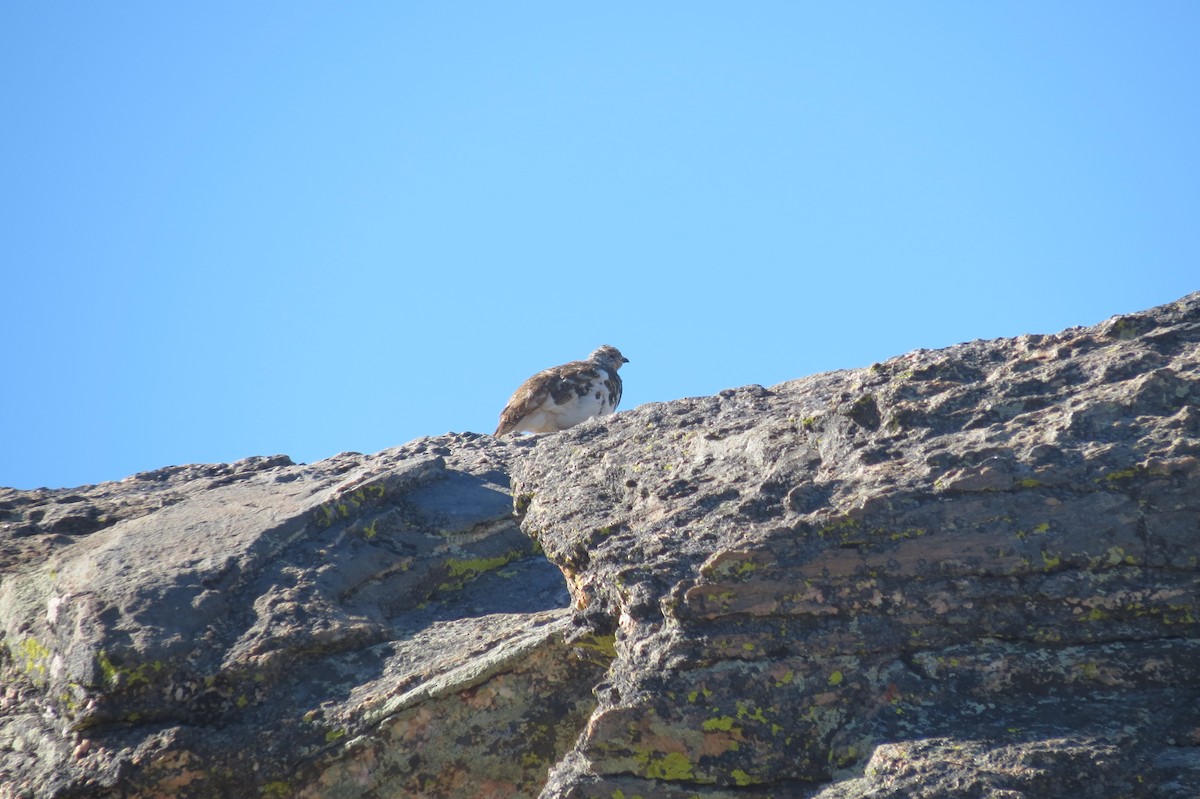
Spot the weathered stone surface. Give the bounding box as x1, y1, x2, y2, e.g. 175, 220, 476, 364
0, 439, 605, 798
517, 292, 1200, 797
2, 292, 1198, 798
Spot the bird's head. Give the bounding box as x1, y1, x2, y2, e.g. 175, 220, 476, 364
590, 345, 629, 370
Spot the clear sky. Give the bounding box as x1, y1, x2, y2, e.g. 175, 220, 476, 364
2, 3, 1197, 490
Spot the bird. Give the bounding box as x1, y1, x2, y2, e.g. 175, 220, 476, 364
494, 345, 630, 436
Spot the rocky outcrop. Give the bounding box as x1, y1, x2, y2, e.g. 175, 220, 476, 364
2, 293, 1198, 798
0, 444, 605, 797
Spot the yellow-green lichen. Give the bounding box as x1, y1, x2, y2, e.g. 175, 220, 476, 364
1100, 546, 1137, 566
1033, 627, 1064, 643
818, 516, 861, 540
324, 728, 346, 743
261, 781, 292, 798
712, 590, 736, 608
58, 690, 79, 712
311, 485, 388, 529
829, 745, 860, 767
1164, 604, 1197, 625
447, 554, 516, 578
735, 702, 769, 723
641, 751, 693, 781
731, 768, 758, 786
17, 636, 52, 680
828, 670, 844, 686
888, 527, 927, 541
702, 715, 736, 732
439, 551, 525, 590
574, 634, 617, 659
96, 651, 165, 690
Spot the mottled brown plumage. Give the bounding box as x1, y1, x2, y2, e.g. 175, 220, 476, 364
494, 345, 629, 436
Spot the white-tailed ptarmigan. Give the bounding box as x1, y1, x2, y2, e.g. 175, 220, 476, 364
494, 345, 629, 436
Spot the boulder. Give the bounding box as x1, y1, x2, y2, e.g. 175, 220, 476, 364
2, 293, 1198, 798
0, 442, 604, 797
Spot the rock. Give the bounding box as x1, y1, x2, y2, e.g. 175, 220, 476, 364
0, 439, 605, 798
515, 292, 1200, 797
1, 292, 1198, 798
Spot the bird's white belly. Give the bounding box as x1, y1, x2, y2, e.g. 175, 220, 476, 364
517, 387, 613, 433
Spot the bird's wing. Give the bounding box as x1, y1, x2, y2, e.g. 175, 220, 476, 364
494, 368, 560, 436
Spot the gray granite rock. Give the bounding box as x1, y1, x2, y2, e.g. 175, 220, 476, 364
2, 292, 1197, 798
0, 438, 601, 798
518, 292, 1200, 797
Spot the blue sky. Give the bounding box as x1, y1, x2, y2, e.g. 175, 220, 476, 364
2, 3, 1197, 489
